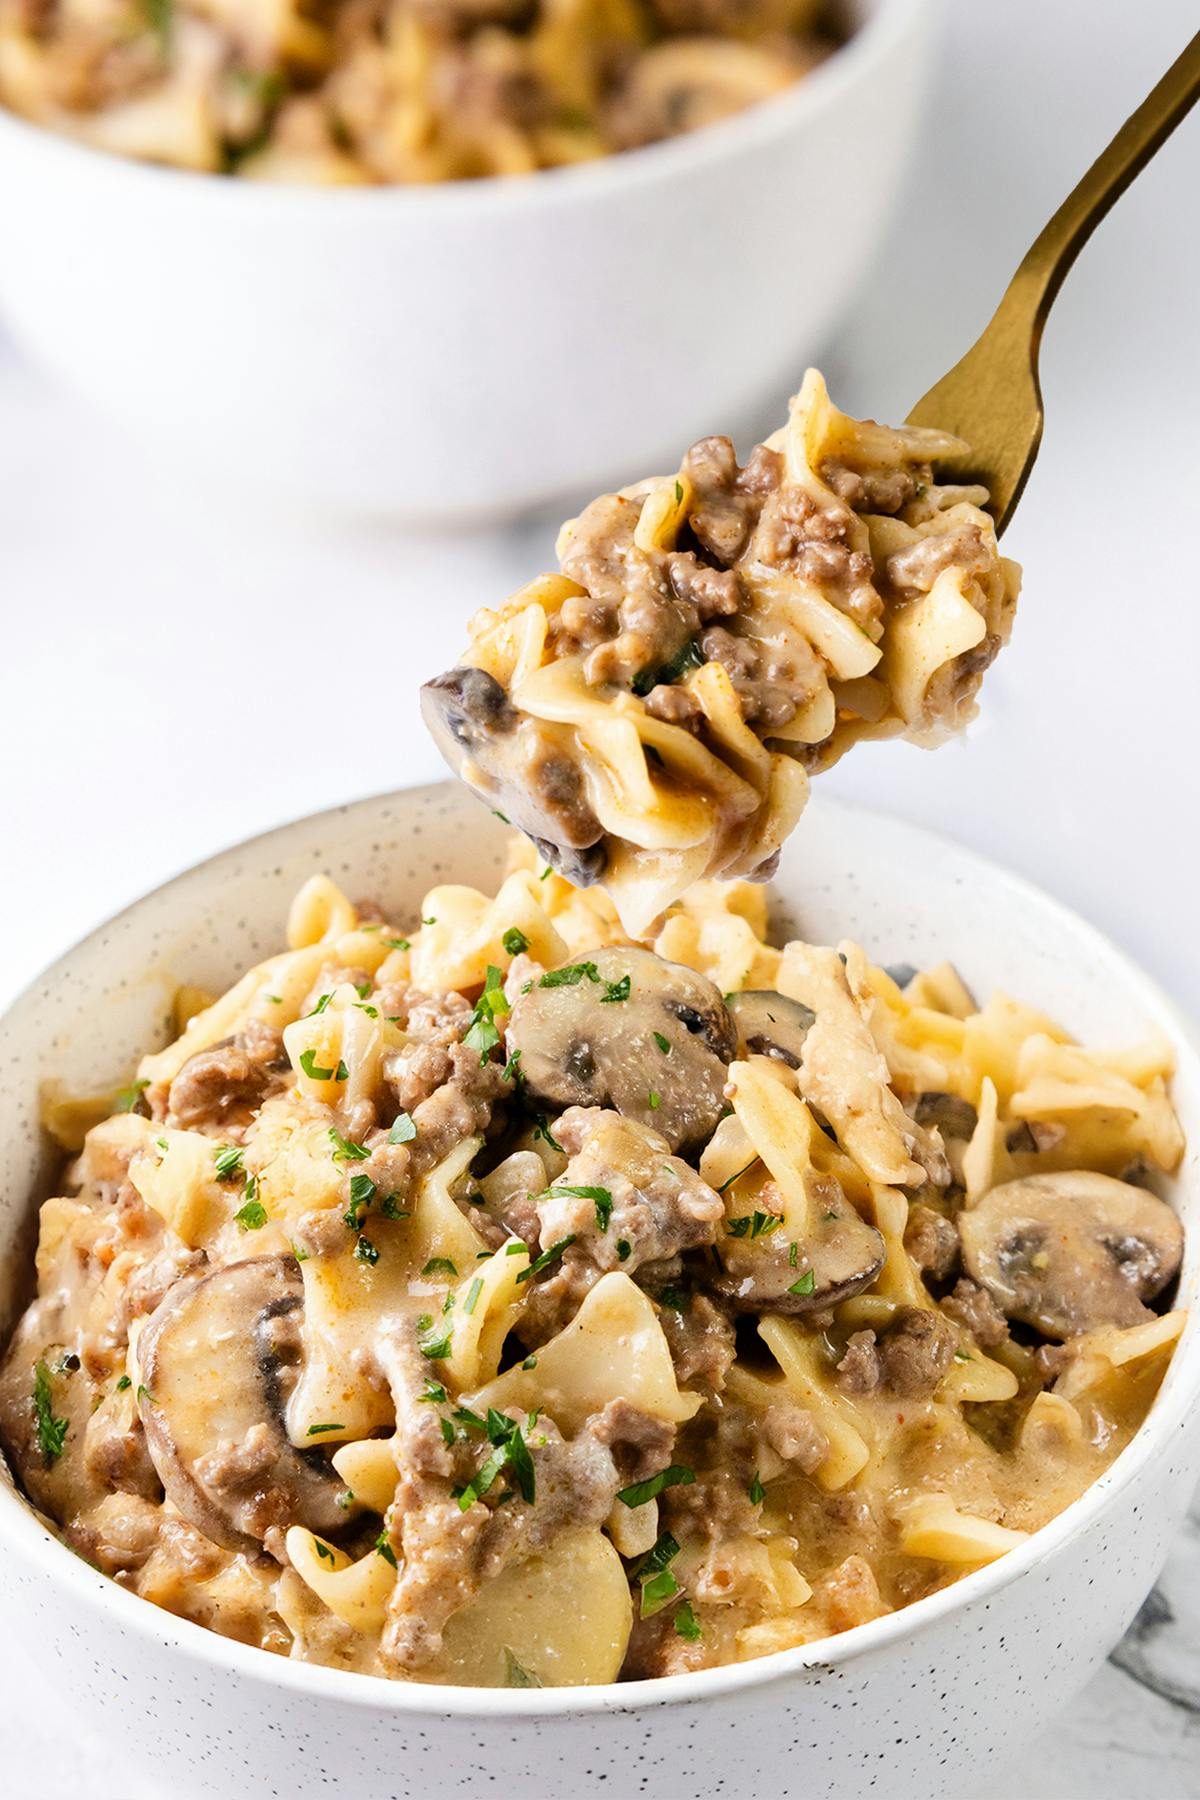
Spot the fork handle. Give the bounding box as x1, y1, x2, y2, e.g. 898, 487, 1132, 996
1006, 32, 1200, 364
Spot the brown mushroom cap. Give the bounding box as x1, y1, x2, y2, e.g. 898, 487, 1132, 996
136, 1257, 352, 1552
726, 991, 815, 1069
713, 1176, 885, 1314
505, 946, 736, 1153
959, 1171, 1184, 1341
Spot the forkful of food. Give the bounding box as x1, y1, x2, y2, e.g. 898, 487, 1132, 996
422, 33, 1200, 936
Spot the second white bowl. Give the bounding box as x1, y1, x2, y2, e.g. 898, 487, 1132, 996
0, 0, 935, 519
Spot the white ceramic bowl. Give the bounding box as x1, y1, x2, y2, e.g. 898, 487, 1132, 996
3, 784, 1198, 1799
0, 0, 935, 520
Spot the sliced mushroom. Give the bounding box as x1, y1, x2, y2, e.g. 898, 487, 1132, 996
712, 1181, 885, 1315
726, 991, 815, 1069
505, 947, 735, 1153
959, 1171, 1184, 1341
914, 1091, 978, 1141
136, 1256, 351, 1552
421, 667, 607, 886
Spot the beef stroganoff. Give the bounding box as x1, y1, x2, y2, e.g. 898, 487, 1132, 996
0, 848, 1185, 1686
424, 371, 1021, 934
0, 0, 837, 180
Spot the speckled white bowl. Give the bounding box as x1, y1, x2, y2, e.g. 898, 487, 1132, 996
2, 785, 1199, 1800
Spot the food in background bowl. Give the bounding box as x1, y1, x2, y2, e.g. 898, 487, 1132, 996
424, 370, 1020, 931
1, 839, 1184, 1688
0, 0, 841, 179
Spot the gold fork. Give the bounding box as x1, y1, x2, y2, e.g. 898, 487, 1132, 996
906, 31, 1200, 535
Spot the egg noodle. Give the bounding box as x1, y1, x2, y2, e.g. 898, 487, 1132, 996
424, 371, 1022, 935
0, 0, 835, 179
0, 848, 1184, 1686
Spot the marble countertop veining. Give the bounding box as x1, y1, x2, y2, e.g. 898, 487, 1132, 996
1, 0, 1199, 1793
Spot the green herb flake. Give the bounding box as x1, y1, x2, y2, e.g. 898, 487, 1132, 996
385, 936, 410, 951
234, 1196, 267, 1231
503, 1648, 543, 1688
617, 1239, 631, 1262
674, 479, 684, 505
600, 974, 631, 1004
532, 1114, 565, 1155
213, 1144, 244, 1181
380, 1192, 408, 1219
354, 1235, 379, 1266
136, 1385, 155, 1406
502, 927, 529, 956
537, 1183, 613, 1233
788, 1268, 816, 1297
725, 1210, 783, 1240
328, 1127, 370, 1162
115, 1375, 132, 1393
515, 1235, 576, 1284
653, 1031, 671, 1055
32, 1361, 68, 1465
640, 1569, 681, 1618
114, 1078, 150, 1114
521, 1354, 539, 1371
307, 1422, 345, 1437
419, 1329, 454, 1361
749, 1473, 765, 1506
422, 1257, 459, 1279
538, 962, 600, 989
673, 1600, 702, 1641
313, 1539, 337, 1564
420, 1380, 447, 1405
388, 1112, 417, 1146
375, 1533, 398, 1568
618, 1464, 695, 1508
301, 1049, 342, 1083
308, 992, 333, 1016
789, 1240, 799, 1267
648, 1090, 661, 1110
463, 1277, 484, 1315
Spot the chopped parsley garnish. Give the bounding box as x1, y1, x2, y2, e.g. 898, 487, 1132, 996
114, 1077, 150, 1114
531, 1113, 564, 1155
115, 1375, 132, 1393
308, 992, 333, 1016
301, 1049, 347, 1083
463, 1277, 484, 1315
355, 1002, 379, 1018
419, 1327, 454, 1361
234, 1194, 267, 1230
658, 1285, 688, 1312
344, 1172, 377, 1230
464, 964, 509, 1062
789, 1240, 799, 1267
354, 1235, 379, 1266
502, 927, 529, 956
292, 1242, 309, 1262
136, 1385, 155, 1406
328, 1126, 370, 1161
673, 1600, 702, 1641
539, 962, 600, 989
674, 479, 684, 505
521, 1354, 538, 1371
420, 1380, 448, 1404
422, 916, 437, 926
749, 1473, 765, 1505
631, 638, 705, 697
379, 1192, 408, 1219
717, 1160, 755, 1194
637, 1532, 680, 1579
385, 936, 410, 951
336, 1488, 355, 1511
640, 1569, 681, 1617
600, 974, 631, 1004
456, 1411, 537, 1510
421, 1257, 458, 1279
618, 1465, 695, 1508
503, 1649, 543, 1688
648, 1090, 661, 1110
617, 1239, 631, 1261
788, 1268, 816, 1297
32, 1361, 68, 1465
307, 1422, 344, 1436
954, 1349, 973, 1363
354, 981, 371, 999
313, 1538, 337, 1564
375, 1533, 398, 1568
265, 993, 283, 1004
653, 1031, 671, 1055
213, 1144, 244, 1182
501, 1049, 524, 1088
725, 1210, 782, 1240
515, 1235, 576, 1283
388, 1112, 416, 1145
536, 1184, 613, 1233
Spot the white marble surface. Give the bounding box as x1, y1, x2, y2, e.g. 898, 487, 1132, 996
2, 0, 1199, 1793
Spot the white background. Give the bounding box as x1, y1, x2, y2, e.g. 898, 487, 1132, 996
2, 0, 1199, 1793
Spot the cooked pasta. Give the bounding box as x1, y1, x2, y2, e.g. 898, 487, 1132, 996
0, 856, 1183, 1687
424, 370, 1022, 933
0, 0, 837, 180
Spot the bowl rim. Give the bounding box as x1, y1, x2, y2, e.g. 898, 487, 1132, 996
0, 0, 930, 217
1, 780, 1197, 1717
